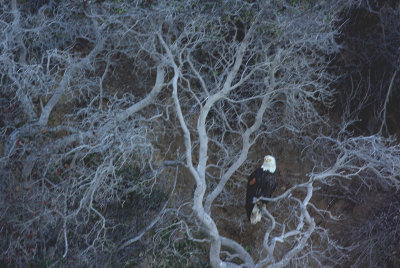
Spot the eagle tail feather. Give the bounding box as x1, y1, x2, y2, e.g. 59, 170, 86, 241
250, 203, 262, 224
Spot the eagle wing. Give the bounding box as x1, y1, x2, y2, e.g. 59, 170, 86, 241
245, 169, 259, 220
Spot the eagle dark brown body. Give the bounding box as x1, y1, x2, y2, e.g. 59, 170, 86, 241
245, 166, 277, 222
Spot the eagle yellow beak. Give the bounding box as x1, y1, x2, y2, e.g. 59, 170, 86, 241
265, 157, 271, 162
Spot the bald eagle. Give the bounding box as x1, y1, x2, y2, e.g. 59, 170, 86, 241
246, 155, 277, 224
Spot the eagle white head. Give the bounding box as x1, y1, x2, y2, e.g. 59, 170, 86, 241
261, 155, 276, 173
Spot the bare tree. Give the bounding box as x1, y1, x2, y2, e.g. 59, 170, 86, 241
4, 0, 391, 267
0, 1, 171, 266
139, 0, 351, 266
